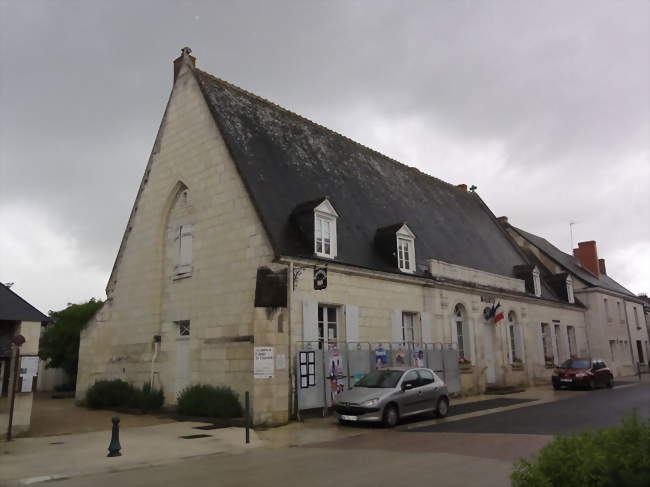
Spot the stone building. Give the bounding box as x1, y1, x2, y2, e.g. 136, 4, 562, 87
78, 48, 600, 425
0, 283, 48, 437
504, 224, 650, 376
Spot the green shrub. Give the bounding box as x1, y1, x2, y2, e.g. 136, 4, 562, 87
135, 383, 165, 412
85, 379, 164, 412
176, 384, 243, 418
86, 379, 135, 410
512, 413, 650, 487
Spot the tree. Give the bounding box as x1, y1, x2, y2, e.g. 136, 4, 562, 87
38, 298, 103, 384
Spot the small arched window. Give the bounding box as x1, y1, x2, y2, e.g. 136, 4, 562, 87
453, 304, 469, 361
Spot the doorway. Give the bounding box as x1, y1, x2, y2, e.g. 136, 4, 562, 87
483, 323, 497, 383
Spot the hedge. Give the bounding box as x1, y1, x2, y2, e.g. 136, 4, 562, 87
85, 379, 164, 413
511, 413, 650, 487
176, 384, 242, 418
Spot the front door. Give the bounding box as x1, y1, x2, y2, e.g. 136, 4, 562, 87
483, 323, 496, 383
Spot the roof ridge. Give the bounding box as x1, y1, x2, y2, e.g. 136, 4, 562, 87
194, 68, 466, 194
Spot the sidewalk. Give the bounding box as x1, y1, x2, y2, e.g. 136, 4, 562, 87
1, 422, 261, 486
2, 378, 643, 486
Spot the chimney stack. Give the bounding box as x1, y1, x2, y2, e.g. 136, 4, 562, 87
576, 241, 600, 276
456, 184, 467, 192
173, 47, 196, 82
497, 216, 508, 225
598, 258, 607, 275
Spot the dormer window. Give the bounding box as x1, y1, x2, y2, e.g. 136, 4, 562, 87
313, 199, 338, 259
396, 224, 416, 273
566, 276, 575, 304
533, 267, 541, 297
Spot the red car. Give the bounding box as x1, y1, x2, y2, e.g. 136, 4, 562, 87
552, 358, 614, 390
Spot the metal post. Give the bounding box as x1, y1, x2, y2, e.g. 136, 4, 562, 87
6, 346, 20, 441
107, 417, 122, 457
245, 391, 250, 444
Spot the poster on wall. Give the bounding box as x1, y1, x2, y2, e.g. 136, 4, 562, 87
299, 351, 316, 388
19, 356, 39, 393
254, 346, 274, 379
394, 349, 407, 366
375, 347, 388, 369
328, 348, 345, 402
412, 348, 425, 367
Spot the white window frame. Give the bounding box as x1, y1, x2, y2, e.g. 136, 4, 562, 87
174, 224, 193, 278
566, 276, 574, 304
317, 304, 338, 349
396, 224, 416, 274
454, 305, 467, 360
175, 320, 190, 338
541, 323, 551, 360
401, 312, 417, 343
567, 326, 576, 357
633, 307, 640, 329
314, 199, 338, 259
532, 267, 541, 297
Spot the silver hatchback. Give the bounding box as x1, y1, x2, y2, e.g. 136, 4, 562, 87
334, 367, 449, 427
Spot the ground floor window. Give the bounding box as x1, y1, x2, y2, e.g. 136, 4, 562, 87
567, 326, 577, 357
402, 312, 416, 343
454, 304, 468, 359
554, 324, 562, 363
541, 323, 551, 361
637, 340, 645, 363
318, 305, 338, 349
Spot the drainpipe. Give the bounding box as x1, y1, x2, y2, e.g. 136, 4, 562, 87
150, 336, 161, 388
287, 261, 295, 418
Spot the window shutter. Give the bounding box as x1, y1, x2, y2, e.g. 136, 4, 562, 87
391, 310, 402, 343
537, 324, 545, 365
421, 312, 432, 344
450, 317, 458, 346
516, 324, 526, 363
344, 305, 359, 345
179, 224, 193, 265
506, 326, 513, 364
302, 300, 318, 344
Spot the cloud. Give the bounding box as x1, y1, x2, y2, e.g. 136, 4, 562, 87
0, 0, 648, 308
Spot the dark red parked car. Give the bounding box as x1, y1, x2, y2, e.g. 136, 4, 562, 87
552, 358, 614, 390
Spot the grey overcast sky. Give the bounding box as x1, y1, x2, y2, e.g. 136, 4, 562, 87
1, 0, 648, 312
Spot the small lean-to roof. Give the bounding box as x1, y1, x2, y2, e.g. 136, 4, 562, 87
512, 227, 635, 297
0, 284, 49, 322
194, 68, 531, 278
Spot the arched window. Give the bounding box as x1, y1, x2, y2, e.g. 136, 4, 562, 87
453, 304, 468, 360
507, 311, 524, 364
165, 183, 194, 279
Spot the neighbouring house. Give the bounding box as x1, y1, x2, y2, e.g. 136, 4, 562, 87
78, 48, 599, 425
504, 223, 650, 376
0, 283, 48, 437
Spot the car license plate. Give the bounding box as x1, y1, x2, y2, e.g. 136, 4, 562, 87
341, 415, 358, 421
560, 378, 572, 382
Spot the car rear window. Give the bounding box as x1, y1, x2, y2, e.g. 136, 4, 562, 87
559, 359, 591, 369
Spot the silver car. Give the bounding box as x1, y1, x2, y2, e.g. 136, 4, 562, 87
334, 367, 449, 427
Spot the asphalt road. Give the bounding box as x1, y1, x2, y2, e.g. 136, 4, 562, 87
43, 383, 649, 487
412, 382, 650, 435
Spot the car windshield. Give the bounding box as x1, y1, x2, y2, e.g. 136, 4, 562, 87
354, 370, 404, 388
559, 359, 591, 369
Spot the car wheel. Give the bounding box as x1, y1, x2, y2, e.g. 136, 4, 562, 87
606, 377, 613, 388
383, 404, 399, 428
435, 396, 449, 418
589, 378, 596, 390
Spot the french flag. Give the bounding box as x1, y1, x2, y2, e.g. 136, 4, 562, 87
488, 302, 504, 324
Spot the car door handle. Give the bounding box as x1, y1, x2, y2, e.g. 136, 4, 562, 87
417, 391, 423, 396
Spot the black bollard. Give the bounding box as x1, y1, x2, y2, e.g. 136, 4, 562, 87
245, 391, 250, 444
107, 417, 122, 457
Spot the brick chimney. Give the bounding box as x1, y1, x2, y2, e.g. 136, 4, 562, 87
173, 47, 196, 82
497, 216, 508, 225
598, 258, 607, 275
576, 241, 600, 276
456, 184, 467, 192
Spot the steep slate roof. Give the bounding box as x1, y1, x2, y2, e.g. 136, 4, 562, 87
194, 69, 533, 279
0, 284, 49, 322
511, 227, 635, 297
